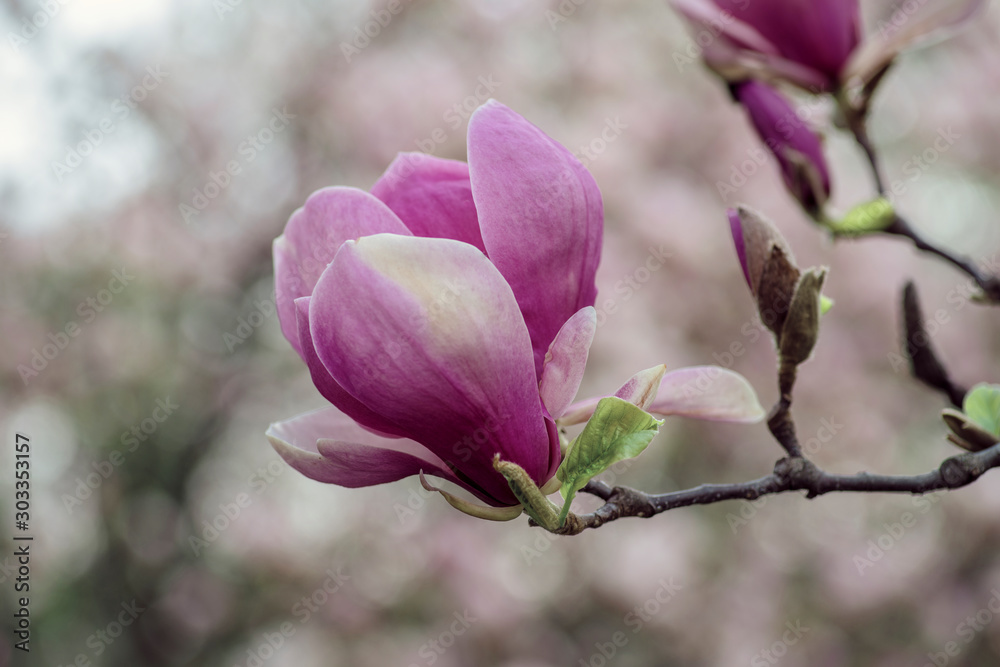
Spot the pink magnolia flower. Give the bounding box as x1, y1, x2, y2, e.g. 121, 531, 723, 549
267, 100, 603, 508
731, 80, 830, 213
267, 101, 765, 511
671, 0, 985, 91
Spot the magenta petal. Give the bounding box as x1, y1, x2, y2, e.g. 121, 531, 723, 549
542, 416, 562, 482
468, 100, 603, 375
728, 209, 751, 289
733, 81, 830, 210
539, 307, 597, 420
370, 153, 486, 253
712, 0, 860, 79
672, 0, 783, 56
671, 0, 835, 90
267, 408, 503, 501
293, 297, 409, 438
309, 233, 554, 505
273, 187, 411, 355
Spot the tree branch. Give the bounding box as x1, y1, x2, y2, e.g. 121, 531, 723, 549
839, 95, 1000, 303
552, 444, 1000, 535
885, 215, 1000, 302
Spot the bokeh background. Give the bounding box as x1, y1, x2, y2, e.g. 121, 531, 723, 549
3, 1, 1000, 665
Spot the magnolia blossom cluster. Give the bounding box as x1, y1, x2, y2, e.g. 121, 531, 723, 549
672, 0, 984, 212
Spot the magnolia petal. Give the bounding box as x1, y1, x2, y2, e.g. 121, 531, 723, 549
648, 366, 765, 422
671, 0, 839, 90
671, 0, 782, 57
729, 209, 752, 289
293, 297, 409, 438
274, 187, 410, 355
539, 307, 597, 420
370, 153, 486, 253
558, 397, 602, 427
267, 407, 460, 489
711, 0, 860, 79
844, 0, 987, 87
733, 81, 830, 211
556, 364, 667, 426
468, 100, 603, 375
614, 364, 668, 410
419, 473, 524, 520
309, 233, 553, 506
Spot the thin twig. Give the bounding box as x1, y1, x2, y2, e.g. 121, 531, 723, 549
850, 120, 886, 196
838, 94, 1000, 302
767, 361, 803, 457
838, 90, 886, 196
884, 215, 1000, 302
552, 445, 1000, 535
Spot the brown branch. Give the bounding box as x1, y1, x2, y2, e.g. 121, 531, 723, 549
552, 444, 1000, 535
884, 215, 1000, 302
834, 90, 1000, 302
767, 360, 802, 457
839, 100, 1000, 301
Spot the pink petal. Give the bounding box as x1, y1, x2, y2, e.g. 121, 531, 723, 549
273, 187, 410, 356
267, 408, 501, 503
370, 153, 486, 253
558, 364, 667, 426
648, 366, 765, 422
538, 307, 597, 420
468, 100, 603, 375
309, 233, 555, 505
293, 297, 409, 438
614, 364, 668, 410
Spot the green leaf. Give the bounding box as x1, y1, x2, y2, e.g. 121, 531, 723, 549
829, 198, 895, 236
555, 397, 663, 526
962, 383, 1000, 437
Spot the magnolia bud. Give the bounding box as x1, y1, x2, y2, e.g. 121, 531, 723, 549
779, 267, 827, 366
757, 243, 802, 339
728, 206, 797, 297
732, 81, 832, 214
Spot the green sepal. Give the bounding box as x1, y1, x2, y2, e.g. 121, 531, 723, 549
419, 472, 524, 521
555, 397, 663, 527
